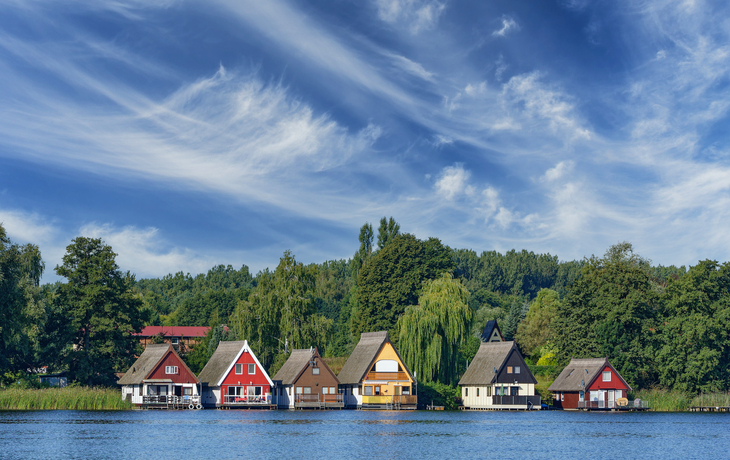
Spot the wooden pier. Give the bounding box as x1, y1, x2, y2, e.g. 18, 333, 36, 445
690, 406, 730, 413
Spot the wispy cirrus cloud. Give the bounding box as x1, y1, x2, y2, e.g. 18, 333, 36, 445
492, 16, 520, 37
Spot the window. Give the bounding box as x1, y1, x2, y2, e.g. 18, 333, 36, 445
323, 387, 329, 395
402, 387, 410, 395
511, 387, 519, 396
312, 367, 320, 375
487, 386, 492, 397
303, 387, 311, 395
374, 386, 381, 396
165, 366, 178, 375
603, 371, 611, 382
364, 386, 373, 396
464, 388, 468, 397
248, 364, 256, 375
561, 392, 564, 401
507, 366, 513, 373
330, 387, 335, 394
171, 338, 179, 345
296, 387, 303, 394
235, 363, 243, 375
184, 387, 192, 396
514, 366, 520, 374
579, 391, 585, 402
476, 388, 480, 397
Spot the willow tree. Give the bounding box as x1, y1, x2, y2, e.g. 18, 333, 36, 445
398, 273, 472, 385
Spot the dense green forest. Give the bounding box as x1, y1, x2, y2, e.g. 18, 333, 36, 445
2, 218, 728, 397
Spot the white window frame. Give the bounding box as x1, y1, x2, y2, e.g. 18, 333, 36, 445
514, 366, 520, 374
603, 371, 611, 382
248, 364, 256, 375
235, 363, 243, 375
165, 366, 178, 375
323, 387, 329, 395
312, 367, 320, 375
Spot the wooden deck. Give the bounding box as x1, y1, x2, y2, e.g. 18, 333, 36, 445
690, 406, 730, 412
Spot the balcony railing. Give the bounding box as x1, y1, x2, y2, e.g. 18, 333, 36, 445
223, 394, 272, 405
143, 395, 200, 405
295, 394, 343, 403
491, 395, 541, 407
364, 372, 410, 381
362, 395, 417, 405
578, 399, 649, 410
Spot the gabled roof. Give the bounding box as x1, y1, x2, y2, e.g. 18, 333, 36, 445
135, 326, 210, 338
480, 320, 504, 342
458, 341, 527, 385
117, 343, 198, 385
338, 331, 413, 385
197, 340, 273, 387
548, 357, 632, 392
273, 348, 340, 385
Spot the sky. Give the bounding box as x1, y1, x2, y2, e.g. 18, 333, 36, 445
1, 0, 729, 282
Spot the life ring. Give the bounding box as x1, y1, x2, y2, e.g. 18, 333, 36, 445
188, 404, 195, 410
196, 404, 202, 410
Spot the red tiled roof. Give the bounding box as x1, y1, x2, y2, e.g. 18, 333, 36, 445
135, 326, 210, 338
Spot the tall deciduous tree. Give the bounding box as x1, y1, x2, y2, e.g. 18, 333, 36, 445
398, 273, 472, 385
551, 243, 659, 388
231, 251, 332, 368
514, 288, 560, 360
656, 260, 730, 393
377, 216, 400, 250
351, 233, 453, 340
55, 237, 146, 386
0, 225, 46, 374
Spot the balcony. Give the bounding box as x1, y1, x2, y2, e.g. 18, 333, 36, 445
223, 394, 273, 405
364, 372, 410, 382
578, 399, 649, 410
491, 395, 541, 408
141, 395, 201, 408
362, 395, 417, 406
294, 394, 344, 409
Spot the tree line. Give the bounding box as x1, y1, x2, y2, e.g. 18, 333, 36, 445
2, 219, 727, 395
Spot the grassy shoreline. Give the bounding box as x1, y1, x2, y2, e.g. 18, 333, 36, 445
0, 387, 132, 410
631, 389, 730, 412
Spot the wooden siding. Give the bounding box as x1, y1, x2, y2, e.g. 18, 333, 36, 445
147, 352, 198, 384
495, 349, 536, 385
220, 349, 271, 394
587, 365, 629, 392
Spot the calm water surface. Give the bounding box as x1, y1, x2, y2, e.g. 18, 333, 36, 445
0, 410, 728, 459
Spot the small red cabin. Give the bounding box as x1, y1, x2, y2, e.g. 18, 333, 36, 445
198, 340, 274, 408
118, 343, 201, 408
548, 358, 631, 410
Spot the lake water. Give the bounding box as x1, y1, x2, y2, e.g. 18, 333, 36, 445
0, 410, 728, 459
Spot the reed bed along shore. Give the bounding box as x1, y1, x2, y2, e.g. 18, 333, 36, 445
0, 387, 132, 410
632, 389, 730, 412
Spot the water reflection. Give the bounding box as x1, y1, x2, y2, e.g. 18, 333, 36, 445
0, 410, 729, 459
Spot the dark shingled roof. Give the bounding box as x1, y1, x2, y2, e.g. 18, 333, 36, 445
458, 341, 516, 385
117, 344, 173, 385
338, 331, 394, 385
480, 320, 504, 342
198, 341, 247, 385
273, 349, 315, 385
548, 358, 632, 392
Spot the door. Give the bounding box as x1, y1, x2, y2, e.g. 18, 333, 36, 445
608, 390, 615, 408
598, 390, 606, 408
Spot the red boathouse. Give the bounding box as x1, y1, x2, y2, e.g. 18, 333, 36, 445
549, 357, 631, 410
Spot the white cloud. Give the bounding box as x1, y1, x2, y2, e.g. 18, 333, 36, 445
384, 52, 435, 82
492, 16, 520, 37
374, 0, 445, 34
542, 161, 573, 182
434, 164, 471, 200
0, 209, 57, 244
502, 72, 591, 140
78, 223, 217, 278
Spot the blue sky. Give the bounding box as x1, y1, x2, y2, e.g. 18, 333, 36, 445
1, 0, 729, 282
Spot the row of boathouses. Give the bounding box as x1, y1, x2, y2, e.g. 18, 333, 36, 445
119, 321, 636, 411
